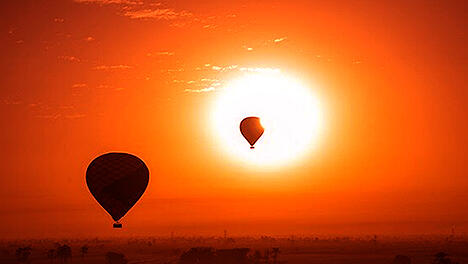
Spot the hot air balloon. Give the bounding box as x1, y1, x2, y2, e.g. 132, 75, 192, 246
240, 117, 264, 149
86, 153, 149, 228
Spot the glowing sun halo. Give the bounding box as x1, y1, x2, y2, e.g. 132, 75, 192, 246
211, 70, 323, 168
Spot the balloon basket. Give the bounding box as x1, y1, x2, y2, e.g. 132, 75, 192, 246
113, 223, 122, 228
250, 146, 255, 149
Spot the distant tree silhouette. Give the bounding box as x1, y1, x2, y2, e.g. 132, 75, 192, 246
56, 244, 71, 263
80, 245, 88, 258
432, 252, 459, 264
106, 252, 128, 264
178, 247, 250, 264
15, 246, 32, 263
264, 249, 270, 264
217, 248, 250, 264
253, 250, 262, 264
47, 249, 56, 263
271, 248, 280, 264
178, 247, 215, 264
393, 255, 411, 264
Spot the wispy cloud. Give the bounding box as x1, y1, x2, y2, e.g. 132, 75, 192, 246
210, 65, 238, 72
239, 67, 280, 73
58, 55, 81, 62
74, 0, 141, 5
36, 114, 61, 120
93, 65, 132, 70
155, 51, 174, 55
147, 51, 174, 57
65, 114, 86, 119
184, 87, 215, 93
72, 83, 87, 88
273, 37, 287, 43
28, 103, 42, 108
75, 0, 197, 29
182, 77, 221, 94
123, 8, 192, 20
1, 99, 22, 105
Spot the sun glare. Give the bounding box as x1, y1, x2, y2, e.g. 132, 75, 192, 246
211, 69, 323, 168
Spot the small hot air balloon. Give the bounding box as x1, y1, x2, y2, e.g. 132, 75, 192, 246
240, 117, 264, 149
86, 153, 149, 228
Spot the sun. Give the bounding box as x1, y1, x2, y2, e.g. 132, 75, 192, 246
211, 69, 323, 168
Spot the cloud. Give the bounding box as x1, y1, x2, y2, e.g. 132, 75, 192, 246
93, 65, 132, 70
74, 0, 141, 5
72, 83, 87, 88
58, 55, 81, 62
210, 65, 238, 72
74, 0, 194, 25
36, 114, 61, 120
184, 87, 215, 93
1, 99, 22, 105
165, 68, 184, 72
147, 51, 174, 56
123, 8, 192, 20
65, 114, 86, 119
155, 51, 174, 55
54, 18, 65, 23
239, 67, 280, 73
273, 37, 287, 43
28, 103, 41, 108
183, 78, 221, 94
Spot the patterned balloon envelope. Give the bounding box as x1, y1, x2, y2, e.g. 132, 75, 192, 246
86, 153, 149, 228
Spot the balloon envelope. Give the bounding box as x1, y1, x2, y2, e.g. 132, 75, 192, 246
240, 117, 264, 149
86, 153, 149, 222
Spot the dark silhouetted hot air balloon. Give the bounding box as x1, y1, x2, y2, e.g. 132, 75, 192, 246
86, 153, 149, 228
240, 117, 264, 149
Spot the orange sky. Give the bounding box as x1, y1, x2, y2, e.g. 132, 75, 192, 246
0, 0, 467, 238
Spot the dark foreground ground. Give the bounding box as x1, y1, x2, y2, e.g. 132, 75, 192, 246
1, 235, 467, 264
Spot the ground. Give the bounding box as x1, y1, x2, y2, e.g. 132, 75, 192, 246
1, 236, 467, 264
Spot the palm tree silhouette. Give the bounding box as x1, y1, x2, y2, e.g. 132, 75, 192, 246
15, 246, 32, 263
432, 252, 459, 264
80, 245, 88, 258
47, 249, 56, 263
56, 244, 72, 263
271, 248, 280, 264
253, 250, 262, 264
264, 249, 270, 264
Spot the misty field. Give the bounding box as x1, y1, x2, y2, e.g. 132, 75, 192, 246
1, 235, 467, 264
